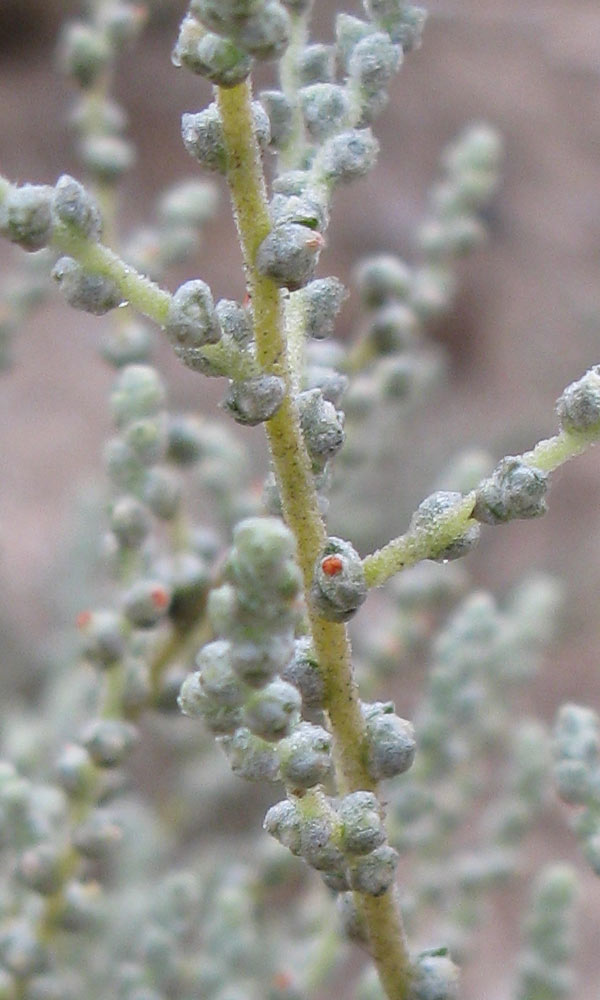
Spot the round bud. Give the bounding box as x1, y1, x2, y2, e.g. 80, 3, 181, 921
348, 31, 401, 99
310, 537, 367, 622
410, 491, 480, 562
270, 192, 329, 233
58, 22, 110, 88
100, 321, 153, 368
235, 2, 291, 61
52, 256, 123, 314
278, 722, 332, 788
338, 791, 386, 855
122, 580, 171, 628
349, 844, 399, 896
281, 637, 325, 710
243, 678, 301, 741
110, 495, 151, 550
80, 134, 135, 181
76, 609, 127, 667
297, 43, 335, 85
53, 174, 102, 240
173, 16, 253, 87
263, 799, 302, 855
556, 366, 600, 434
364, 2, 428, 51
123, 415, 168, 465
354, 254, 412, 306
55, 744, 94, 799
299, 813, 347, 876
256, 223, 324, 291
110, 365, 166, 429
17, 844, 64, 896
72, 810, 123, 859
231, 635, 296, 688
82, 718, 138, 767
159, 180, 218, 229
473, 457, 548, 525
195, 640, 246, 708
320, 128, 379, 184
363, 702, 416, 779
409, 949, 460, 1000
296, 388, 345, 472
0, 184, 54, 251
260, 90, 293, 149
299, 84, 349, 142
166, 279, 221, 350
219, 726, 281, 782
142, 466, 182, 519
223, 375, 286, 426
215, 298, 254, 347
181, 105, 227, 173
178, 671, 243, 734
302, 277, 348, 340
0, 919, 48, 977
335, 14, 375, 72
166, 415, 205, 464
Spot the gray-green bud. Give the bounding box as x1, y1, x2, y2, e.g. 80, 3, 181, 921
110, 364, 166, 428
122, 580, 171, 629
278, 722, 332, 788
409, 949, 459, 1000
338, 791, 386, 855
410, 491, 480, 562
0, 184, 54, 251
320, 128, 379, 184
243, 678, 302, 740
82, 718, 138, 767
556, 366, 600, 434
223, 375, 286, 426
166, 279, 221, 351
259, 90, 293, 150
263, 799, 302, 854
302, 277, 348, 340
350, 844, 399, 896
297, 44, 335, 85
310, 537, 366, 622
219, 726, 281, 782
53, 174, 102, 240
281, 637, 325, 710
52, 256, 123, 314
473, 457, 548, 524
235, 1, 291, 61
354, 253, 412, 306
256, 223, 324, 290
173, 15, 253, 87
299, 84, 349, 142
297, 388, 345, 472
363, 701, 416, 779
110, 495, 151, 549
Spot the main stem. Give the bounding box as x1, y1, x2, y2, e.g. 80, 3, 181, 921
216, 80, 412, 1000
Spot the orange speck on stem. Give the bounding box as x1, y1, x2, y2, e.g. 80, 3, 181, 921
76, 610, 92, 629
272, 971, 293, 989
322, 554, 343, 576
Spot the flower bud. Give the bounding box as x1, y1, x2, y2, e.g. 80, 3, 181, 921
122, 580, 171, 628
338, 791, 386, 855
0, 184, 54, 251
166, 279, 221, 351
219, 726, 281, 782
281, 637, 325, 710
17, 843, 64, 896
110, 365, 166, 428
348, 31, 401, 101
142, 466, 182, 519
82, 718, 138, 767
100, 321, 153, 368
556, 366, 600, 434
58, 22, 110, 88
409, 949, 459, 1000
243, 679, 301, 740
299, 84, 349, 141
320, 128, 379, 184
236, 2, 291, 61
53, 174, 102, 240
410, 491, 480, 562
256, 223, 324, 290
173, 15, 252, 87
76, 609, 127, 667
278, 722, 332, 788
80, 134, 135, 181
263, 799, 302, 855
182, 101, 269, 173
123, 415, 168, 465
52, 256, 123, 315
297, 44, 335, 85
110, 495, 151, 549
72, 810, 123, 859
335, 14, 375, 72
354, 253, 412, 306
301, 277, 348, 340
178, 671, 243, 733
55, 744, 94, 799
0, 919, 48, 977
270, 192, 329, 233
231, 636, 295, 688
299, 813, 346, 875
350, 844, 399, 896
296, 388, 345, 472
363, 702, 416, 779
473, 457, 548, 525
223, 375, 286, 426
195, 640, 246, 707
310, 537, 366, 622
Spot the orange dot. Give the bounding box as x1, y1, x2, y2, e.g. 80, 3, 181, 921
76, 610, 92, 629
151, 587, 169, 609
322, 554, 343, 576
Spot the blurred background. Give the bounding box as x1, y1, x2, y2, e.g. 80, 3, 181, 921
1, 1, 600, 997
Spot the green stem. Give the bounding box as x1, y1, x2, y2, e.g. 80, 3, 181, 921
523, 428, 600, 473
363, 493, 477, 589
217, 78, 412, 1000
